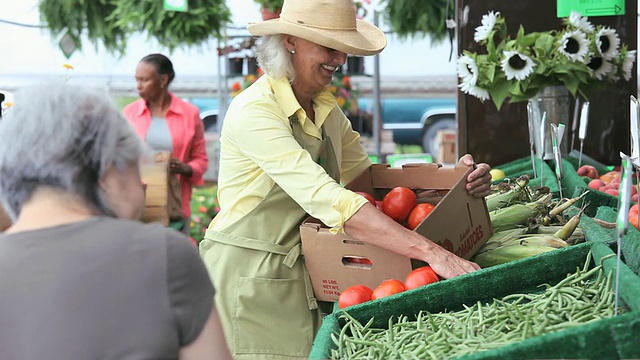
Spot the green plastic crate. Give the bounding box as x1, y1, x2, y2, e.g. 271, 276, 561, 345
309, 242, 640, 359
492, 156, 560, 195
584, 206, 640, 277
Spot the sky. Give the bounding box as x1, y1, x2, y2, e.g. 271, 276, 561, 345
0, 0, 459, 80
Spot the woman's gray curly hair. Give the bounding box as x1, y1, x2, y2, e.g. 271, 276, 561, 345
0, 82, 143, 220
254, 35, 296, 81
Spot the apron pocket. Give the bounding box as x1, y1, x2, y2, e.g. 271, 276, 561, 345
233, 276, 319, 357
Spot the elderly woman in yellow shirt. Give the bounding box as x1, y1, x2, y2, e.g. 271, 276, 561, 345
200, 0, 493, 358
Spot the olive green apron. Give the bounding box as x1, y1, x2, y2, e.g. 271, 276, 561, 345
200, 115, 340, 359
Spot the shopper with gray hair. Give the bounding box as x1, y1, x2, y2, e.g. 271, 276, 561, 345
0, 82, 232, 360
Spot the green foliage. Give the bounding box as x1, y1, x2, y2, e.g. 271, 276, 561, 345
253, 0, 284, 13
38, 0, 128, 54
38, 0, 231, 56
382, 0, 453, 44
109, 0, 231, 52
190, 185, 220, 243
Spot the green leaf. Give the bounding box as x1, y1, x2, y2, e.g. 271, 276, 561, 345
489, 77, 512, 110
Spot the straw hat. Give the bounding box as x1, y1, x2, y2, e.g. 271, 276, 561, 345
247, 0, 386, 56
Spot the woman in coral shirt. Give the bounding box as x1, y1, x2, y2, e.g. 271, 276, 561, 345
123, 53, 208, 234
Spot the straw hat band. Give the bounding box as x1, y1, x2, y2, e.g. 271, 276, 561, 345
278, 17, 356, 31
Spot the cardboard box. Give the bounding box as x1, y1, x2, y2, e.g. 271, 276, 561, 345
300, 163, 493, 302
140, 152, 171, 226
437, 129, 457, 164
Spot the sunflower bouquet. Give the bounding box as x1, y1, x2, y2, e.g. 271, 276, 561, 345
457, 11, 636, 109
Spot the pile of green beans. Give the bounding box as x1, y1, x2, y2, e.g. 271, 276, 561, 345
330, 254, 621, 359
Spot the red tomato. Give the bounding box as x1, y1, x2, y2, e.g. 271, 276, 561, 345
355, 191, 376, 206
375, 200, 384, 211
407, 203, 435, 230
338, 285, 373, 309
371, 279, 406, 300
630, 213, 639, 230
344, 257, 373, 266
404, 266, 439, 290
382, 187, 417, 222
630, 204, 639, 215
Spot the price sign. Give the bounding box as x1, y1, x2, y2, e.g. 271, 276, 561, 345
557, 0, 625, 17
163, 0, 188, 12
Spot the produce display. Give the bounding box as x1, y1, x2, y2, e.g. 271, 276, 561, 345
472, 174, 586, 268
330, 254, 619, 359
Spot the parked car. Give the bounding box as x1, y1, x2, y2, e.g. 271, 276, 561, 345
356, 97, 457, 156
186, 97, 220, 132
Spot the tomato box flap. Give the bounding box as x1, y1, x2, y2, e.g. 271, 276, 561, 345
300, 163, 493, 302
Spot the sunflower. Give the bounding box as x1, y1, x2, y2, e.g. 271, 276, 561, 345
567, 11, 594, 34
458, 81, 490, 101
594, 27, 620, 60
558, 30, 590, 63
621, 49, 637, 81
587, 57, 614, 80
474, 11, 500, 43
501, 51, 535, 81
456, 55, 478, 85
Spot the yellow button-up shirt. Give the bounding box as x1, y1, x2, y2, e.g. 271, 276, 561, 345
209, 75, 371, 233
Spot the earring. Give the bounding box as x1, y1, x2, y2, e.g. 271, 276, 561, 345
290, 50, 296, 54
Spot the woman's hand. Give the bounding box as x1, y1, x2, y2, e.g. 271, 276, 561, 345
170, 158, 193, 177
458, 154, 491, 198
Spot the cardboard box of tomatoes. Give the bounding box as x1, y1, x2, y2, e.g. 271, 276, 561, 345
300, 163, 493, 302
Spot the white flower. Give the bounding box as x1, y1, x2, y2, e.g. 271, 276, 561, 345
595, 27, 620, 60
568, 11, 594, 33
474, 11, 499, 43
587, 57, 614, 80
558, 30, 590, 63
607, 64, 619, 82
500, 51, 536, 81
459, 81, 490, 101
622, 50, 637, 81
457, 55, 478, 85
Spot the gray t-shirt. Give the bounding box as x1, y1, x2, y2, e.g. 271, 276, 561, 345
0, 217, 215, 360
146, 116, 174, 153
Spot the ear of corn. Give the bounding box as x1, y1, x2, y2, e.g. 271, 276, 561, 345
489, 193, 552, 232
471, 243, 558, 268
519, 234, 569, 248
485, 175, 530, 212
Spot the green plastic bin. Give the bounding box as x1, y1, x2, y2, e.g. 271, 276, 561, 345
310, 242, 640, 359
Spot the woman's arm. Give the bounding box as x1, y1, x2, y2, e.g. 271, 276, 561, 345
179, 305, 233, 360
344, 202, 481, 279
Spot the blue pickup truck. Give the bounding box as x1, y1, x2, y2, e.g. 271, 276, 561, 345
353, 97, 457, 156
188, 96, 457, 156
